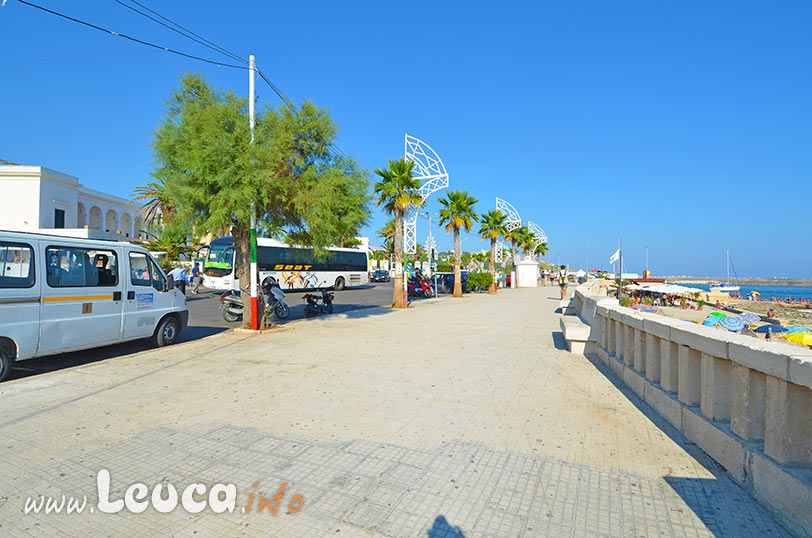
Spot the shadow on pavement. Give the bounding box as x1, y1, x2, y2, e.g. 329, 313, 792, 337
551, 331, 568, 350
428, 515, 466, 537
8, 325, 228, 382
581, 352, 795, 536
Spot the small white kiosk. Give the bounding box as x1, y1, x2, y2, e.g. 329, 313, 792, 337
516, 256, 540, 288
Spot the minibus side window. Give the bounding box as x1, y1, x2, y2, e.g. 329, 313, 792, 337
0, 242, 35, 288
45, 246, 118, 287
129, 252, 151, 287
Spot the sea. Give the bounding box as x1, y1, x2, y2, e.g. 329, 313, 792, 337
675, 283, 812, 302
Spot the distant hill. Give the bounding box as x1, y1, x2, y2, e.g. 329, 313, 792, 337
665, 276, 812, 287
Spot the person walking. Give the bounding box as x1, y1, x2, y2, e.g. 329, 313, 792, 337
190, 263, 202, 294
540, 269, 546, 286
557, 264, 569, 300
167, 265, 187, 295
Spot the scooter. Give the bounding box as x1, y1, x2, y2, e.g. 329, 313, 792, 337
408, 271, 434, 297
218, 281, 291, 322
302, 287, 336, 318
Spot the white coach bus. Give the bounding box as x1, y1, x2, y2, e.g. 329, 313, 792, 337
0, 230, 189, 382
199, 236, 369, 291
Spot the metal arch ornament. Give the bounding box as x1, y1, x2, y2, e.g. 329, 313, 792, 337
495, 197, 522, 263
527, 221, 548, 251
403, 134, 449, 253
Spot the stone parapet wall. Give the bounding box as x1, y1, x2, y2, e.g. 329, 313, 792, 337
575, 281, 812, 536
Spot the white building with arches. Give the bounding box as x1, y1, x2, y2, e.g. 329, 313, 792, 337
0, 165, 146, 240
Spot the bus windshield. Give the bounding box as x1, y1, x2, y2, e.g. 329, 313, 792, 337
204, 244, 234, 277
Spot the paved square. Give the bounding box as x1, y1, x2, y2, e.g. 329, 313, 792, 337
0, 287, 794, 536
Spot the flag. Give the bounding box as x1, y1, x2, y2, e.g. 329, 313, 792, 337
609, 249, 619, 265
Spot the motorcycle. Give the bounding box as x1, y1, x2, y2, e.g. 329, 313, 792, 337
218, 280, 291, 323
408, 270, 435, 297
302, 287, 335, 318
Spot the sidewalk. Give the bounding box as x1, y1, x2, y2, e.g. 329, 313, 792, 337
0, 287, 793, 536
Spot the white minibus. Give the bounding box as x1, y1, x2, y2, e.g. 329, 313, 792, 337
0, 230, 189, 382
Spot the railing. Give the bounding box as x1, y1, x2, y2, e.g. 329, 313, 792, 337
575, 281, 812, 536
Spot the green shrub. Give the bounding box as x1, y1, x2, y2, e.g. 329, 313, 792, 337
436, 263, 453, 273
468, 272, 493, 290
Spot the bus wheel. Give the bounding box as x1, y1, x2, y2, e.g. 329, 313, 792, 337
0, 347, 11, 383
153, 316, 179, 347
334, 276, 346, 291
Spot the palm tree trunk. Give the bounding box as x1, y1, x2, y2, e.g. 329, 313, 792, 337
490, 237, 497, 293
453, 227, 462, 297
393, 209, 406, 308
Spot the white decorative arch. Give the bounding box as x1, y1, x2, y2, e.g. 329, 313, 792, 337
88, 206, 102, 230
527, 221, 547, 248
495, 197, 522, 263
403, 134, 449, 253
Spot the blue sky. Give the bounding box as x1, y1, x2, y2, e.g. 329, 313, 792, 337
2, 1, 811, 277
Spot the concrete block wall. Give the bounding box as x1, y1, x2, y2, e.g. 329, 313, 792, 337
575, 282, 812, 537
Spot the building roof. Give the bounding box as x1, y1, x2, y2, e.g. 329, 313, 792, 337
0, 158, 20, 165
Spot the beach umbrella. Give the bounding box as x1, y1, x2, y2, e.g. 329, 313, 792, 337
702, 316, 721, 327
784, 332, 812, 346
738, 312, 761, 325
754, 324, 788, 334
785, 326, 812, 334
752, 291, 760, 296
710, 312, 727, 317
719, 317, 745, 332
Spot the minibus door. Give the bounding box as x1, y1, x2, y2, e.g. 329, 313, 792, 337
122, 251, 165, 339
38, 245, 125, 354
0, 240, 40, 360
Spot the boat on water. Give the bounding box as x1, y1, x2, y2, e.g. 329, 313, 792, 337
710, 251, 740, 292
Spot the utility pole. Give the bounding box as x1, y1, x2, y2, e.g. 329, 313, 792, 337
249, 55, 258, 330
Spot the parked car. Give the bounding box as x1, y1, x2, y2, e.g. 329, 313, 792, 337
370, 269, 391, 282
434, 271, 468, 294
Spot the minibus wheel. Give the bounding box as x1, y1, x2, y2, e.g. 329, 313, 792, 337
0, 347, 11, 383
153, 316, 179, 347
334, 276, 346, 291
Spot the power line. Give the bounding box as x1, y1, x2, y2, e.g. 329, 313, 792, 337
114, 1, 348, 161
112, 0, 247, 65
15, 0, 247, 69
118, 0, 247, 65
17, 0, 349, 159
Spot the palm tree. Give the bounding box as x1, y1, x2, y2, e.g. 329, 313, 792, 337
378, 219, 396, 243
132, 177, 174, 226
374, 159, 422, 308
478, 209, 507, 292
438, 190, 479, 297
505, 226, 524, 274
535, 241, 549, 261
516, 226, 535, 257
378, 219, 397, 271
